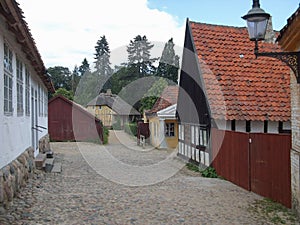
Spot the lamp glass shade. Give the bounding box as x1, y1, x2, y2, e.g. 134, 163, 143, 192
246, 18, 269, 41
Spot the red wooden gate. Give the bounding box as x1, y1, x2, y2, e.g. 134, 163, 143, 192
250, 133, 291, 208
212, 129, 250, 190
212, 128, 291, 208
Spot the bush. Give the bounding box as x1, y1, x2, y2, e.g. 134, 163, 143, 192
124, 122, 137, 137
112, 117, 122, 130
200, 166, 219, 178
102, 126, 109, 144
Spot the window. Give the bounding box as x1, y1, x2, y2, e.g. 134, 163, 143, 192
264, 120, 268, 133
44, 91, 48, 116
165, 123, 175, 137
231, 120, 236, 131
4, 43, 13, 115
199, 127, 208, 147
25, 68, 30, 116
16, 58, 24, 116
246, 120, 251, 132
179, 124, 184, 140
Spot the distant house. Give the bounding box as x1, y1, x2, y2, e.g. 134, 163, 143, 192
177, 19, 291, 165
0, 0, 55, 206
48, 95, 103, 142
277, 6, 300, 217
86, 90, 140, 128
145, 86, 179, 149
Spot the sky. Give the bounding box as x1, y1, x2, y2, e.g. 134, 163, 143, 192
20, 0, 300, 70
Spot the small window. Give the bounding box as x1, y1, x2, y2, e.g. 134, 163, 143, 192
4, 43, 13, 115
165, 123, 175, 137
25, 68, 30, 116
264, 120, 268, 133
199, 129, 208, 146
16, 58, 24, 116
246, 120, 251, 133
231, 120, 236, 131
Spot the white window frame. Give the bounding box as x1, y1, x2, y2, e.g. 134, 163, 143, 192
4, 43, 13, 116
165, 122, 175, 137
16, 57, 24, 116
25, 68, 30, 116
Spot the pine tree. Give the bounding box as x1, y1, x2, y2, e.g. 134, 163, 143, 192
78, 58, 90, 76
127, 35, 157, 77
156, 38, 180, 84
71, 65, 80, 94
94, 35, 113, 92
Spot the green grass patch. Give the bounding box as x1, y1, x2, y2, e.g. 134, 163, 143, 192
249, 198, 298, 224
186, 163, 220, 178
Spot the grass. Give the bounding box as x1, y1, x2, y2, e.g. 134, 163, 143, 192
186, 163, 220, 178
249, 198, 298, 224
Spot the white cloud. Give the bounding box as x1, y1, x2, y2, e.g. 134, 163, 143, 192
20, 0, 185, 70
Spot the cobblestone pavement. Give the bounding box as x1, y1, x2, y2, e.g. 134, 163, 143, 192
0, 131, 291, 224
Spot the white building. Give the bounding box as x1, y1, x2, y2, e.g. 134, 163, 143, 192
0, 0, 55, 206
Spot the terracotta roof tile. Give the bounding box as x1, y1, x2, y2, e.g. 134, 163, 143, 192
148, 86, 179, 114
190, 22, 290, 121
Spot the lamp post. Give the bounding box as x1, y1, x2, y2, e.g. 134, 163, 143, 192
242, 0, 300, 83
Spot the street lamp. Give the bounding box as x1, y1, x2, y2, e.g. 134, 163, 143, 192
242, 0, 300, 83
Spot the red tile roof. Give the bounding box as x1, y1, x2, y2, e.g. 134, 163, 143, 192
148, 86, 179, 114
190, 21, 291, 121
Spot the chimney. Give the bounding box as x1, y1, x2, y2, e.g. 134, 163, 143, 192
106, 89, 112, 95
264, 16, 276, 43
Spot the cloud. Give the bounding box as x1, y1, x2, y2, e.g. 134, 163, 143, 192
20, 0, 185, 70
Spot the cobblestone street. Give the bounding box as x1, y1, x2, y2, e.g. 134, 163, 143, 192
0, 131, 292, 224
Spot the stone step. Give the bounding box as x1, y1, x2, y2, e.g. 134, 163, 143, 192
34, 153, 46, 169
43, 158, 55, 173
51, 162, 62, 173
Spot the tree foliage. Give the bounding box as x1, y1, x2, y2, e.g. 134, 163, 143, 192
156, 38, 180, 84
53, 87, 74, 100
78, 58, 90, 76
139, 77, 168, 112
94, 35, 113, 92
47, 66, 72, 90
127, 35, 157, 77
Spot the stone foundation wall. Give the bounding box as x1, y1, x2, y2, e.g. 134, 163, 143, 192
39, 134, 50, 153
0, 147, 35, 208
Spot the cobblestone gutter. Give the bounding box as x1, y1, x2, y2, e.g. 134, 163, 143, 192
0, 147, 35, 209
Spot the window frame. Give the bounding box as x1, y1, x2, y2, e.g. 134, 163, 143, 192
3, 43, 14, 116
165, 122, 175, 137
16, 57, 24, 116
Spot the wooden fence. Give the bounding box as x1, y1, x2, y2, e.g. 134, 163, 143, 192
211, 128, 291, 208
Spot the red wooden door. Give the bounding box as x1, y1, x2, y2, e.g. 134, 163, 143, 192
250, 133, 291, 208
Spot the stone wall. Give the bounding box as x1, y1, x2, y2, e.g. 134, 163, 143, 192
39, 134, 51, 153
291, 73, 300, 217
0, 147, 35, 209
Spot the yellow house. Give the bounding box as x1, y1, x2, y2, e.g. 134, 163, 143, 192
87, 90, 140, 128
146, 86, 179, 149
148, 104, 178, 149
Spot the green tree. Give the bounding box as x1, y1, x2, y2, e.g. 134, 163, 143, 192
127, 35, 157, 77
78, 58, 90, 76
71, 65, 81, 94
47, 66, 72, 90
156, 38, 180, 83
139, 77, 168, 112
74, 70, 100, 106
94, 35, 113, 92
53, 87, 74, 100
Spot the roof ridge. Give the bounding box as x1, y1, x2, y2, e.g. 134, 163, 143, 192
189, 20, 246, 29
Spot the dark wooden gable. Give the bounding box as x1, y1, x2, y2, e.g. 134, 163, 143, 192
176, 19, 211, 126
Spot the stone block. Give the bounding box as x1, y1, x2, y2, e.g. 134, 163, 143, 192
34, 154, 46, 169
